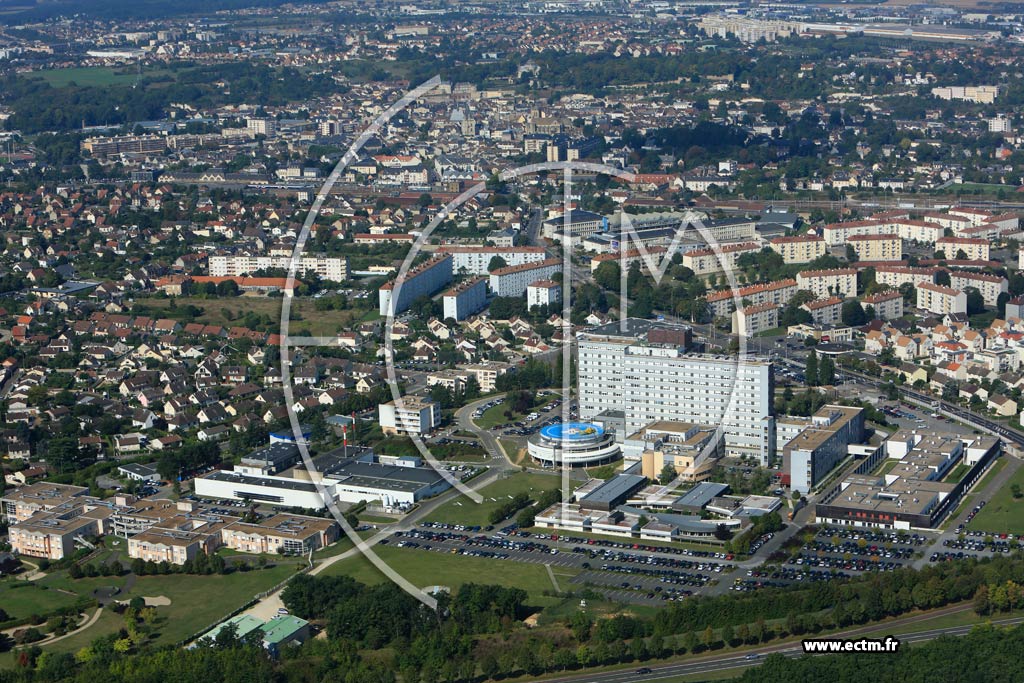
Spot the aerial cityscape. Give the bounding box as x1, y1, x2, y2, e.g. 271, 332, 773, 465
2, 0, 1024, 681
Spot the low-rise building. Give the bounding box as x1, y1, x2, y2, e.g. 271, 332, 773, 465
527, 280, 561, 310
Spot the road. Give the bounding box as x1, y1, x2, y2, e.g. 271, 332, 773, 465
454, 394, 519, 466
542, 608, 1024, 683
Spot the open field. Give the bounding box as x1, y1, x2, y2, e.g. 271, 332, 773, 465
317, 544, 572, 606
967, 464, 1024, 535
423, 471, 563, 526
132, 295, 371, 337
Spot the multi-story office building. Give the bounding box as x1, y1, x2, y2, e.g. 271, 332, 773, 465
489, 258, 562, 297
442, 278, 488, 321
438, 246, 548, 275
577, 319, 774, 463
769, 235, 826, 264
379, 255, 453, 317
209, 254, 349, 281
782, 405, 865, 494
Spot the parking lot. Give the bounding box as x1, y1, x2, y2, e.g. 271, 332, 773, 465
383, 522, 737, 605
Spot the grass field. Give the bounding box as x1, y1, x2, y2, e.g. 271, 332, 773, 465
500, 439, 526, 464
317, 544, 571, 606
0, 579, 84, 621
424, 471, 563, 526
133, 295, 371, 337
967, 464, 1024, 534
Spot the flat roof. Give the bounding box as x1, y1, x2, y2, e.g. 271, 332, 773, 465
673, 482, 729, 509
261, 615, 309, 644
580, 474, 647, 505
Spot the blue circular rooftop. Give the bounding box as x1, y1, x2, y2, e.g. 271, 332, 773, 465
540, 422, 604, 441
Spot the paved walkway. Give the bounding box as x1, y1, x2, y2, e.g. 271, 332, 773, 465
545, 563, 562, 593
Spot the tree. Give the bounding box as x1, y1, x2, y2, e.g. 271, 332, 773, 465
845, 243, 858, 263
487, 255, 508, 272
965, 287, 985, 315
935, 270, 951, 287
805, 349, 819, 386
841, 300, 867, 327
819, 355, 836, 386
659, 463, 677, 485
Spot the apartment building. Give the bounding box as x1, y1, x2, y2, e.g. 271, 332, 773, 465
935, 237, 990, 262
768, 234, 826, 264
527, 280, 561, 310
438, 246, 548, 275
489, 258, 562, 297
950, 271, 1008, 308
847, 233, 902, 262
889, 219, 944, 245
796, 268, 857, 298
378, 255, 453, 317
732, 302, 779, 337
209, 254, 348, 281
875, 265, 937, 289
822, 220, 886, 246
917, 282, 967, 315
706, 278, 798, 317
378, 397, 441, 435
862, 290, 904, 321
441, 278, 487, 321
681, 242, 760, 277
800, 297, 844, 325
577, 319, 774, 463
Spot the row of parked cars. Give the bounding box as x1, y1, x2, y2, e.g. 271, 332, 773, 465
817, 527, 927, 547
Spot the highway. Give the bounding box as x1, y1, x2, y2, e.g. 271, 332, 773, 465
542, 609, 1024, 683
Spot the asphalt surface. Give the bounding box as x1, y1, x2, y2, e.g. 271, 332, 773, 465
541, 608, 1024, 683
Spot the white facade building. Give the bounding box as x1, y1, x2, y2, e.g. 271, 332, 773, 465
438, 246, 548, 275
577, 320, 775, 464
442, 278, 488, 321
489, 258, 562, 298
209, 254, 349, 281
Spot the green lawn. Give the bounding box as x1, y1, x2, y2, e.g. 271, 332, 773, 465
425, 471, 564, 526
945, 463, 969, 484
967, 464, 1024, 535
317, 544, 571, 606
0, 579, 84, 621
132, 295, 371, 337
